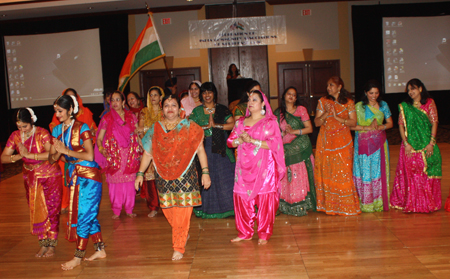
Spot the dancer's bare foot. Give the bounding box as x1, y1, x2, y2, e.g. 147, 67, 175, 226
258, 239, 268, 245
42, 247, 55, 257
35, 246, 48, 257
61, 208, 68, 214
112, 214, 119, 219
84, 249, 106, 261
126, 213, 137, 218
172, 251, 183, 261
230, 237, 251, 243
147, 210, 158, 218
61, 257, 82, 271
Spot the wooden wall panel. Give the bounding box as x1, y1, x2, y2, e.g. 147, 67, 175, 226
206, 2, 268, 105
278, 62, 307, 103
139, 67, 201, 102
309, 60, 340, 117
239, 46, 269, 95
209, 47, 239, 105
277, 60, 340, 145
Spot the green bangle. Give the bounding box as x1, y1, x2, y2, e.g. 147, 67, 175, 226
202, 172, 210, 175
202, 167, 209, 170
136, 172, 145, 177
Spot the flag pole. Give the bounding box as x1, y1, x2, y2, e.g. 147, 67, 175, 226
146, 2, 173, 87
163, 57, 173, 87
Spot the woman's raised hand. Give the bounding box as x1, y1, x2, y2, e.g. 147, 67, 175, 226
240, 131, 252, 143
285, 124, 294, 134
53, 139, 66, 154
17, 143, 28, 158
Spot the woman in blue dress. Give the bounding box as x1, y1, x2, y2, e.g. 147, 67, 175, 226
49, 95, 106, 270
189, 82, 236, 219
351, 80, 393, 212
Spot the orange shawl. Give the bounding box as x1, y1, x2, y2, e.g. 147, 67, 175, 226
49, 90, 97, 133
142, 119, 203, 181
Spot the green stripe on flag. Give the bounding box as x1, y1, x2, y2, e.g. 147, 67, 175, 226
131, 41, 163, 74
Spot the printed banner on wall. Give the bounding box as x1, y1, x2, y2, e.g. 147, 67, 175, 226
188, 16, 286, 49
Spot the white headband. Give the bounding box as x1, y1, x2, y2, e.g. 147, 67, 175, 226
69, 95, 79, 114
26, 107, 37, 123
192, 80, 202, 88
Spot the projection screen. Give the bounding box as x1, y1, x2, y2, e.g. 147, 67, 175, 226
382, 15, 450, 93
4, 28, 104, 108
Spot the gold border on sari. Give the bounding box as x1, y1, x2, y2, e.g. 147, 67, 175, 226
29, 174, 51, 236
66, 170, 78, 242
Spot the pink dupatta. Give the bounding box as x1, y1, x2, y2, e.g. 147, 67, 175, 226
96, 108, 141, 175
227, 92, 286, 201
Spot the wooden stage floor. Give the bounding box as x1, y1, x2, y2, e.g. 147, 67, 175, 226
0, 144, 449, 278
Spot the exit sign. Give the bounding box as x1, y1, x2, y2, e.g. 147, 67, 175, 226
302, 9, 312, 16
162, 18, 171, 25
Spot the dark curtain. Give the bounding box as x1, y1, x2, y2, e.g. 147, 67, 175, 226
352, 1, 450, 126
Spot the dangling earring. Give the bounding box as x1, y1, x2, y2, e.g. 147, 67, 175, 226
261, 106, 266, 116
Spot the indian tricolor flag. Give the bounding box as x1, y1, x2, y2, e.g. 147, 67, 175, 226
118, 13, 165, 91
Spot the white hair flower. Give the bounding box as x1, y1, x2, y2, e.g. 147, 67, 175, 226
69, 95, 79, 114
26, 107, 37, 123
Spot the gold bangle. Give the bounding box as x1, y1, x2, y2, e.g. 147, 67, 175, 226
10, 155, 16, 163
51, 153, 57, 161
344, 119, 347, 125
34, 153, 38, 160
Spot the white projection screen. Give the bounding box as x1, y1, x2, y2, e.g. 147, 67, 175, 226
382, 15, 450, 93
4, 28, 104, 108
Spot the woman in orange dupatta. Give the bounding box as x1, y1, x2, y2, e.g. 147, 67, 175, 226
314, 76, 361, 216
135, 94, 211, 261
49, 88, 98, 213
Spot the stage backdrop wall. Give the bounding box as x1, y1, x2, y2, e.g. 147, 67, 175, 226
0, 14, 128, 142
352, 1, 450, 126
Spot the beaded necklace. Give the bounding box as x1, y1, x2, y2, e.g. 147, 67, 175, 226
61, 119, 75, 148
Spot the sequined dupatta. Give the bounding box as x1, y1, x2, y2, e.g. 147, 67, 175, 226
98, 109, 141, 175
142, 119, 204, 181
399, 101, 441, 177
274, 108, 312, 167
230, 92, 286, 201
356, 102, 386, 156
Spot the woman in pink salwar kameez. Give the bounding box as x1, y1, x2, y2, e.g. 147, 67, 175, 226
96, 91, 141, 219
227, 90, 285, 245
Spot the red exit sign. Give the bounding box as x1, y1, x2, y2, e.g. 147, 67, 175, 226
162, 18, 171, 25
302, 9, 312, 16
